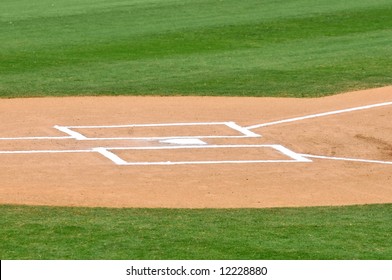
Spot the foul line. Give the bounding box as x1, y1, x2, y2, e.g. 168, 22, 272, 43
246, 101, 392, 130
300, 154, 392, 165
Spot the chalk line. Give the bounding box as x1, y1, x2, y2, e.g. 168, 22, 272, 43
113, 160, 308, 166
65, 122, 229, 129
0, 136, 72, 140
93, 148, 128, 165
53, 135, 257, 141
273, 145, 312, 162
225, 121, 260, 137
159, 138, 207, 145
0, 149, 94, 154
57, 121, 260, 140
300, 154, 392, 165
54, 125, 87, 140
246, 101, 392, 130
94, 144, 311, 165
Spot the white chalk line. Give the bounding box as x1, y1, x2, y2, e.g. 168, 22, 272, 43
102, 144, 289, 150
0, 122, 259, 141
54, 125, 87, 140
300, 154, 392, 165
0, 136, 73, 140
225, 122, 260, 137
1, 101, 391, 166
0, 149, 94, 154
2, 148, 390, 165
0, 144, 310, 165
95, 144, 311, 165
273, 145, 312, 162
56, 121, 260, 140
0, 135, 253, 141
243, 101, 392, 166
61, 135, 258, 141
246, 101, 392, 130
93, 148, 128, 165
114, 160, 306, 166
65, 122, 230, 129
159, 138, 207, 145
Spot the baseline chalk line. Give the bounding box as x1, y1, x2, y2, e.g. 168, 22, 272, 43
0, 149, 94, 154
246, 101, 392, 130
300, 154, 392, 165
116, 160, 307, 166
104, 144, 274, 150
0, 136, 72, 140
65, 122, 229, 129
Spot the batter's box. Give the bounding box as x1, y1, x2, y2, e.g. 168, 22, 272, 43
94, 145, 312, 165
54, 122, 259, 140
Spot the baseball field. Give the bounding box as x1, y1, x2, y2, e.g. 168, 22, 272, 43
1, 0, 392, 259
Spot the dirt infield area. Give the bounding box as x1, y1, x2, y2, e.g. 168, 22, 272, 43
0, 87, 391, 208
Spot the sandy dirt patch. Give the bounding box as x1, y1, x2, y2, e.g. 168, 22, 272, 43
0, 87, 391, 208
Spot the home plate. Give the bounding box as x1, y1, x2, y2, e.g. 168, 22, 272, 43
159, 138, 207, 145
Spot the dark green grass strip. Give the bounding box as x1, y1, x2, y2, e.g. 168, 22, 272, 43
1, 204, 391, 259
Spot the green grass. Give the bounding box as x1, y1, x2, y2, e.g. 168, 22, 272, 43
1, 0, 391, 97
1, 204, 392, 259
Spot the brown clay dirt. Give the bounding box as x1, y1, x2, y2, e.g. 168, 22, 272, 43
0, 86, 391, 208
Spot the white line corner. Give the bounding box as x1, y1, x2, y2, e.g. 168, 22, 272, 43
93, 148, 128, 165
225, 122, 261, 137
54, 125, 88, 140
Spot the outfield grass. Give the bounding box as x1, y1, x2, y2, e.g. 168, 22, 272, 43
1, 204, 392, 260
1, 0, 391, 97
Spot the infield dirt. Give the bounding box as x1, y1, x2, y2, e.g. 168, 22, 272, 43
0, 87, 391, 208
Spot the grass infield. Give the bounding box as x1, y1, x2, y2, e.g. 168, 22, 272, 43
1, 204, 392, 260
1, 0, 391, 97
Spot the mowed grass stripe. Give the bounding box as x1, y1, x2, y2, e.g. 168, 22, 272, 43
2, 7, 391, 70
1, 0, 391, 97
1, 204, 392, 260
1, 30, 390, 97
